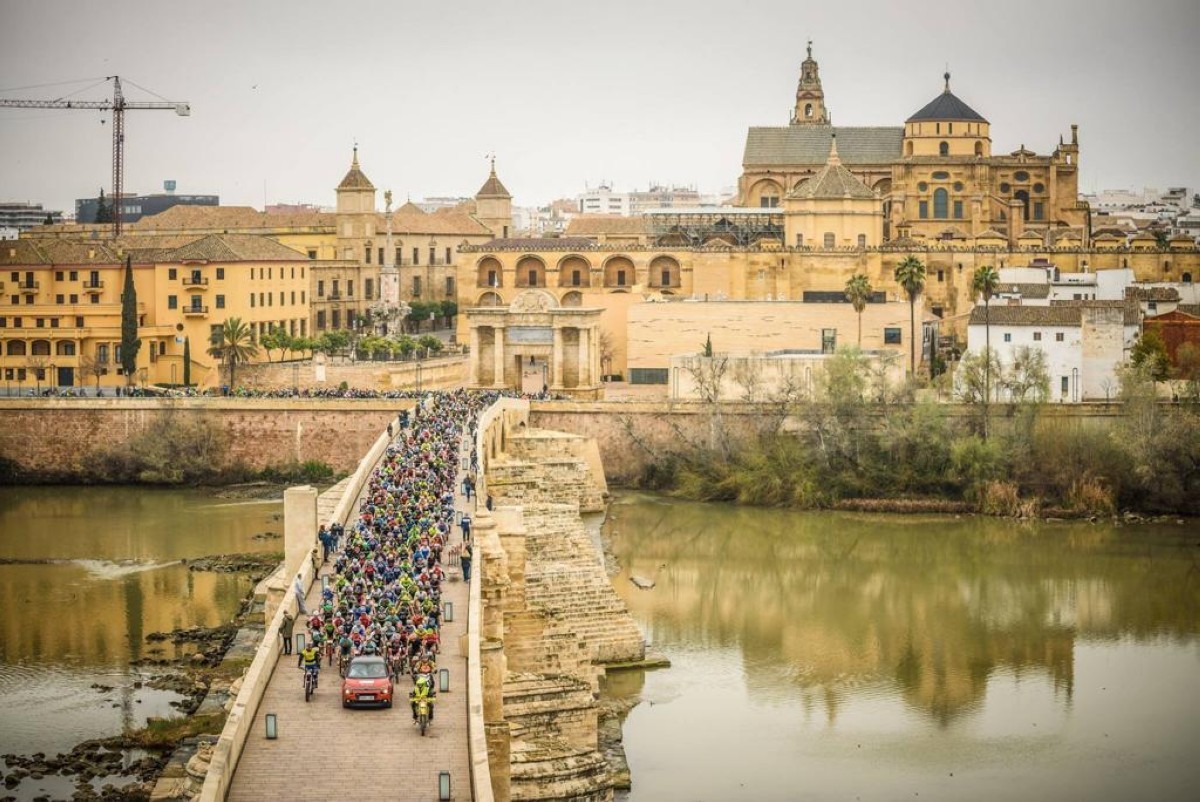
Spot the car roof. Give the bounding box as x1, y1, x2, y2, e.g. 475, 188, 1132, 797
350, 655, 386, 665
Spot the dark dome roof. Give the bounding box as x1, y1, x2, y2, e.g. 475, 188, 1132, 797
907, 76, 987, 123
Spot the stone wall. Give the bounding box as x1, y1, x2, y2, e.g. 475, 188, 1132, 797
0, 398, 411, 478
234, 354, 466, 391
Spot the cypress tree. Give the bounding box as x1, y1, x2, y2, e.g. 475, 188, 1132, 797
183, 336, 192, 387
120, 256, 141, 385
94, 189, 113, 224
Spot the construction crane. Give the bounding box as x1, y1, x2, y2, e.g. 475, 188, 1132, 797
0, 75, 190, 237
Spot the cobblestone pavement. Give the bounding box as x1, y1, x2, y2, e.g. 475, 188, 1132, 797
229, 431, 476, 802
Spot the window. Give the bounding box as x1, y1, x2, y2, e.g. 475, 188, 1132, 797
1055, 332, 1064, 342
413, 276, 422, 296
69, 270, 77, 281
250, 294, 256, 308
884, 327, 902, 344
572, 270, 582, 287
365, 247, 371, 264
429, 247, 436, 265
1061, 376, 1069, 395
168, 295, 178, 310
55, 271, 64, 281
937, 269, 944, 282
617, 269, 627, 286
953, 200, 963, 219
412, 247, 419, 265
445, 247, 451, 264
268, 268, 273, 280
395, 247, 402, 265
36, 318, 44, 328
487, 270, 498, 287
331, 309, 340, 329
759, 196, 779, 208
939, 141, 949, 156
805, 102, 813, 118
378, 248, 384, 265
347, 280, 354, 297
0, 318, 5, 328
75, 316, 83, 327
823, 232, 835, 248
974, 141, 983, 157
365, 278, 374, 298
301, 291, 305, 304
56, 294, 64, 304
1033, 202, 1043, 220
932, 171, 950, 180
857, 234, 867, 248
1015, 170, 1030, 182
216, 268, 225, 280
96, 344, 109, 363
190, 295, 203, 310
934, 188, 948, 218
445, 276, 455, 297
821, 328, 837, 354
948, 123, 953, 134
291, 291, 296, 305
308, 249, 317, 260
919, 201, 929, 219
1033, 331, 1042, 341
216, 295, 225, 309
317, 280, 325, 298
69, 294, 78, 304
528, 269, 539, 286
316, 310, 326, 329
168, 268, 177, 280
1003, 333, 1012, 343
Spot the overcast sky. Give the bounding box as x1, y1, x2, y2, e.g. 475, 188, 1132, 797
2, 0, 1198, 215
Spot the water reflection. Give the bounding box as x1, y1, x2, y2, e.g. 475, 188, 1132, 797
606, 495, 1200, 801
0, 486, 280, 754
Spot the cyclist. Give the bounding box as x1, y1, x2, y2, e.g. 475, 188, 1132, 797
300, 643, 321, 689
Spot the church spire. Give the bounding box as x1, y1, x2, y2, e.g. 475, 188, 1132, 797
791, 40, 829, 125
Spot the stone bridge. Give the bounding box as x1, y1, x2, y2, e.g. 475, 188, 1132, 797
198, 396, 646, 802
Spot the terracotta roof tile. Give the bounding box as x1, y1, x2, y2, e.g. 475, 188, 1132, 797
564, 216, 649, 236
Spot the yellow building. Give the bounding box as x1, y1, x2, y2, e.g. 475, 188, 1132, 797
1, 234, 312, 389
740, 45, 1088, 245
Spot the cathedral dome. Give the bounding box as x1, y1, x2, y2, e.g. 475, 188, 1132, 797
906, 73, 987, 123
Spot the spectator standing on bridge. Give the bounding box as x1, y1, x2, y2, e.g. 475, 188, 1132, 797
280, 610, 295, 655
318, 525, 331, 562
460, 541, 473, 582
460, 514, 472, 543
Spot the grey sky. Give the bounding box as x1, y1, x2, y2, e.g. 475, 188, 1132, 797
2, 0, 1198, 214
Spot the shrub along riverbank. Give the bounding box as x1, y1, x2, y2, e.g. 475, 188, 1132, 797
0, 413, 339, 486
636, 354, 1200, 517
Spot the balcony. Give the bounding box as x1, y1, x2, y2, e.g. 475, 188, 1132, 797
327, 292, 342, 301
182, 276, 209, 288
182, 305, 209, 316
18, 280, 39, 293
83, 280, 104, 292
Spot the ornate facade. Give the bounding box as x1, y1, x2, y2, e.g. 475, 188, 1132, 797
740, 47, 1089, 245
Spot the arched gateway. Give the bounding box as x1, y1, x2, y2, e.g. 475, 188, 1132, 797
465, 289, 603, 399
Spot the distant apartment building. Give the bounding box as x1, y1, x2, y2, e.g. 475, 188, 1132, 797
577, 184, 631, 216
0, 202, 64, 232
75, 191, 218, 224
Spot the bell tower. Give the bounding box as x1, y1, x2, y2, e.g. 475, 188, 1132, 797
791, 41, 829, 125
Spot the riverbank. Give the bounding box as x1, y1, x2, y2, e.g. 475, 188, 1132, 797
0, 553, 278, 802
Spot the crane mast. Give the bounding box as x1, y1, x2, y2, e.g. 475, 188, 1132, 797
0, 76, 190, 237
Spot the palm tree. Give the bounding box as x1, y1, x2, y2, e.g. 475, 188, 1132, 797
971, 265, 1001, 405
207, 317, 258, 390
844, 273, 873, 348
893, 256, 926, 376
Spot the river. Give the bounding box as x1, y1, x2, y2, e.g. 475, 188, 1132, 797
0, 486, 281, 767
603, 493, 1200, 802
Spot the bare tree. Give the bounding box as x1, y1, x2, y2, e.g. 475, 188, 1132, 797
80, 353, 107, 391
683, 354, 729, 403
598, 330, 616, 381
731, 356, 764, 402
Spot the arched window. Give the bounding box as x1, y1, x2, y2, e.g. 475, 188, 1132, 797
933, 188, 949, 219
56, 341, 76, 356
604, 256, 634, 288
939, 141, 949, 157
1182, 272, 1192, 284
649, 256, 681, 288
515, 256, 545, 288
805, 103, 813, 118
857, 234, 867, 248
31, 340, 51, 356
476, 257, 502, 288
823, 232, 835, 248
905, 141, 913, 157
557, 256, 591, 288
1014, 190, 1030, 221
6, 340, 26, 356
974, 141, 983, 157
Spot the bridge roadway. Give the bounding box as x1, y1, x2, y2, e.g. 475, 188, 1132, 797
228, 432, 475, 802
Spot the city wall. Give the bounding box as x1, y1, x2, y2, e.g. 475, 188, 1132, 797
233, 354, 466, 392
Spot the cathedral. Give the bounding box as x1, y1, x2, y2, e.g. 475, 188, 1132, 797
738, 44, 1089, 246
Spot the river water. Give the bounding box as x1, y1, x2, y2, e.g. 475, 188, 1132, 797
603, 493, 1200, 802
0, 486, 281, 762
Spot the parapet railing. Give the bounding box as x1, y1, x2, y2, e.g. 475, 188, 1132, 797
198, 405, 409, 801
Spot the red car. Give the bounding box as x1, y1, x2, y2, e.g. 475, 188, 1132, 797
341, 656, 394, 708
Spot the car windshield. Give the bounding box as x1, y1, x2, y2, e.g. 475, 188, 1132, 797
348, 661, 388, 679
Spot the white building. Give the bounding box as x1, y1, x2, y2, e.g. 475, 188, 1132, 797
577, 184, 631, 216
964, 302, 1138, 402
